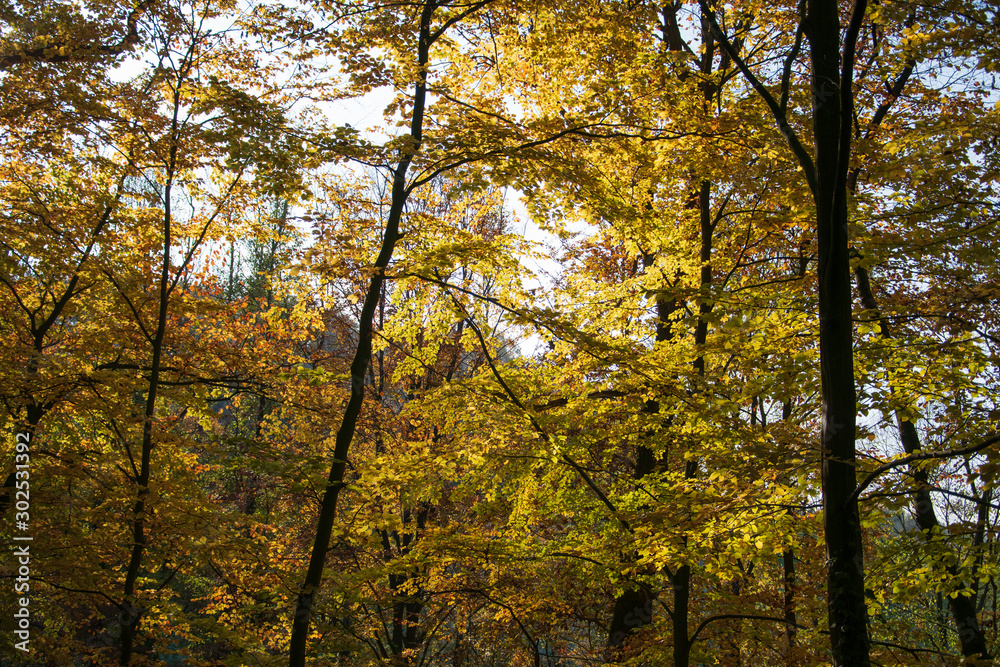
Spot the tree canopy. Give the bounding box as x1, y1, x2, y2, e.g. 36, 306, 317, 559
2, 0, 1000, 665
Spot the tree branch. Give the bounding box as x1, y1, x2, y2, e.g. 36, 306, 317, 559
849, 433, 1000, 506
0, 0, 153, 71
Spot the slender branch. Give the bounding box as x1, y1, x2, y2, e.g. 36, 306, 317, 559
429, 0, 494, 43
849, 433, 1000, 506
698, 0, 817, 193
406, 123, 600, 194
454, 300, 626, 527
837, 0, 869, 201
690, 613, 803, 643
779, 0, 807, 115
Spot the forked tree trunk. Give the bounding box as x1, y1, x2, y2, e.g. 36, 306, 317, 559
705, 0, 874, 660
119, 109, 179, 667
807, 0, 871, 658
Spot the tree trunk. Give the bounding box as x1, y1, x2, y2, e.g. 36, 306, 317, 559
702, 0, 872, 660
288, 4, 438, 664
672, 564, 692, 666
854, 265, 991, 659
806, 0, 871, 662
119, 116, 179, 667
783, 548, 797, 656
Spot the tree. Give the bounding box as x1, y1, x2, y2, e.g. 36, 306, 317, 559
2, 0, 312, 662
3, 0, 1000, 664
699, 0, 882, 661
696, 0, 999, 661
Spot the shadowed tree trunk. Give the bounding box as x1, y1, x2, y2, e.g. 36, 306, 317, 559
807, 0, 871, 660
288, 3, 452, 663
605, 262, 674, 655
702, 0, 873, 661
854, 264, 991, 660
781, 399, 799, 664
119, 62, 186, 663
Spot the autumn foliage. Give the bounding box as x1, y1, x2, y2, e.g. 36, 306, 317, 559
2, 0, 1000, 665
